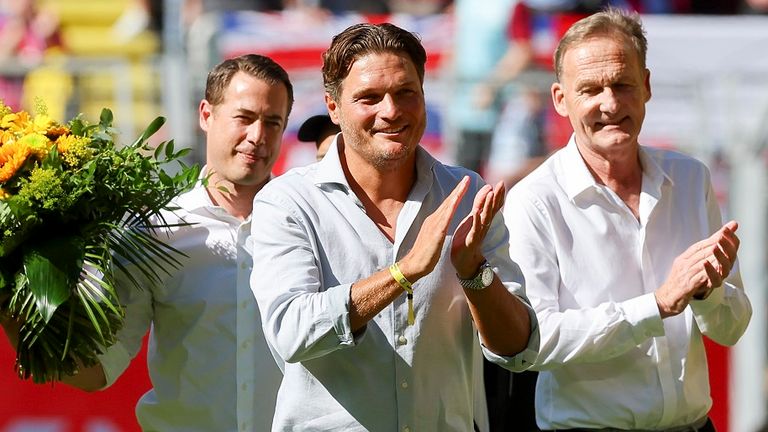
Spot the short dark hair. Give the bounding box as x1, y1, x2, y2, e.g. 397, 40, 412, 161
205, 54, 294, 117
322, 23, 427, 101
554, 7, 648, 81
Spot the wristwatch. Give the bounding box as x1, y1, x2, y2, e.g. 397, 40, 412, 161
457, 260, 494, 291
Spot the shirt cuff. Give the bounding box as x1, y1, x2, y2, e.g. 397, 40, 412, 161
690, 283, 726, 315
97, 341, 132, 388
480, 298, 539, 372
325, 282, 360, 346
623, 293, 665, 343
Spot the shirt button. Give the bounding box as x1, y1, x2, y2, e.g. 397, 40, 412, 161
240, 261, 248, 270
401, 380, 408, 389
397, 335, 407, 345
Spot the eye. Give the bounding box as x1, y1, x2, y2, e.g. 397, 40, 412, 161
579, 86, 601, 96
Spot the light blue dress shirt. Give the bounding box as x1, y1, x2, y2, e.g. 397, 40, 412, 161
250, 140, 538, 431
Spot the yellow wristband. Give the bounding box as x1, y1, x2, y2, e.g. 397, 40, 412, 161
389, 262, 415, 326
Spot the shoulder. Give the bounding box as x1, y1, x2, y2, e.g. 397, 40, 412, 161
508, 152, 562, 201
257, 165, 316, 202
642, 146, 711, 180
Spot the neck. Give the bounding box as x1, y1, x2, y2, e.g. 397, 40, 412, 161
340, 143, 416, 205
206, 175, 267, 220
339, 141, 416, 242
577, 141, 643, 218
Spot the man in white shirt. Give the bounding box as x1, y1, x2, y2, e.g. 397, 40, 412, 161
250, 23, 539, 431
3, 54, 294, 431
503, 8, 752, 431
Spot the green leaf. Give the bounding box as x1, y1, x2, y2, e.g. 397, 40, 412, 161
23, 237, 85, 323
131, 116, 166, 148
99, 109, 114, 128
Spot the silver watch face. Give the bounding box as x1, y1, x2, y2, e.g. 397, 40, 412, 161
480, 264, 494, 287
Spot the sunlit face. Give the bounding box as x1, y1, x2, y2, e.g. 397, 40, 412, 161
199, 71, 289, 188
551, 35, 651, 159
326, 51, 426, 172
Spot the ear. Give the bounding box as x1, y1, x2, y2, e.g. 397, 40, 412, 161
551, 82, 568, 117
199, 99, 213, 132
325, 93, 340, 125
643, 68, 652, 102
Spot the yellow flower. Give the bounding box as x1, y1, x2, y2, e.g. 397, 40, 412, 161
0, 188, 9, 200
1, 111, 31, 133
32, 114, 56, 135
0, 141, 31, 182
17, 133, 51, 160
56, 134, 92, 167
0, 130, 14, 146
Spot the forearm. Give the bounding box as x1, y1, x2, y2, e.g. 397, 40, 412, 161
349, 267, 410, 332
465, 278, 531, 356
534, 294, 663, 369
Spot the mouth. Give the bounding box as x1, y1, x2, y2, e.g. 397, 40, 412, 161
238, 152, 267, 164
374, 125, 407, 136
594, 116, 628, 130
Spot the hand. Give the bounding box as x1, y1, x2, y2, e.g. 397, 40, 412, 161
397, 176, 470, 281
451, 180, 505, 278
655, 221, 740, 317
693, 220, 740, 299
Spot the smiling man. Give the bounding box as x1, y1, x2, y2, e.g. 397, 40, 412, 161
250, 23, 538, 431
503, 8, 752, 432
0, 54, 294, 432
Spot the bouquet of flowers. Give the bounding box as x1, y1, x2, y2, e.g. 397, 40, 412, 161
0, 100, 200, 383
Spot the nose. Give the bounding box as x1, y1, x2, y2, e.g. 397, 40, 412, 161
599, 87, 619, 114
246, 120, 266, 146
378, 93, 401, 121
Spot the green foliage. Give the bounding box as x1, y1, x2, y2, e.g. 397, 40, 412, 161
0, 107, 200, 383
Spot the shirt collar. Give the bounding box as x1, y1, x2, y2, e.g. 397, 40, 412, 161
560, 135, 599, 201
313, 134, 348, 188
638, 146, 675, 196
176, 165, 256, 223
560, 135, 674, 201
176, 166, 216, 212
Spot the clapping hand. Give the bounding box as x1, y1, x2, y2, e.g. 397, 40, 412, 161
655, 220, 740, 318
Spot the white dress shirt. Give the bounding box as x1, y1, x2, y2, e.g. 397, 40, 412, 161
250, 141, 539, 431
98, 180, 282, 432
504, 137, 752, 430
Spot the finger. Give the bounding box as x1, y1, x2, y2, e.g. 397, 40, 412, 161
491, 180, 506, 214
479, 186, 494, 229
710, 243, 732, 278
722, 220, 739, 233
718, 230, 740, 263
702, 259, 723, 290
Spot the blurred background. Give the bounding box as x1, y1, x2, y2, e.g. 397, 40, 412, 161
0, 0, 766, 431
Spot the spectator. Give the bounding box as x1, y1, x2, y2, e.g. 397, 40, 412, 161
447, 0, 516, 176
297, 113, 340, 161
0, 0, 62, 110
